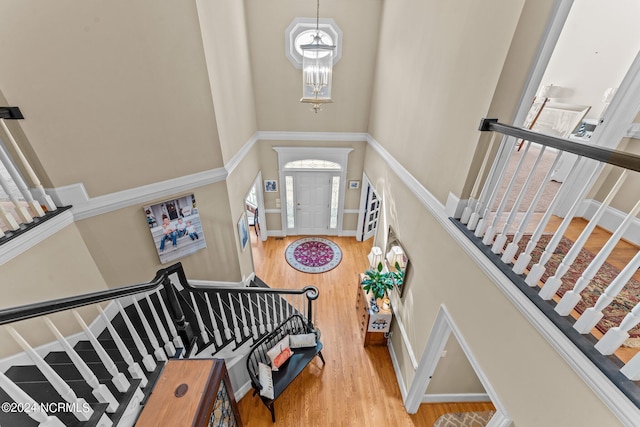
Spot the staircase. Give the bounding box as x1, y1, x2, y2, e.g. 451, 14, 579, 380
0, 263, 319, 426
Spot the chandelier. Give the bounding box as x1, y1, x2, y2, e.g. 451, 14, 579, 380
300, 0, 335, 113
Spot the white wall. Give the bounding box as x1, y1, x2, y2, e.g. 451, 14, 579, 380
539, 0, 640, 120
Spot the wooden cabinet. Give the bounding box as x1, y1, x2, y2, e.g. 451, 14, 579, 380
136, 358, 242, 427
356, 274, 392, 346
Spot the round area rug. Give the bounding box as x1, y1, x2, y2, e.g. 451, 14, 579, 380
285, 237, 342, 273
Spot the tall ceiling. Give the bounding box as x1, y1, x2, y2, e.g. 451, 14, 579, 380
243, 0, 383, 132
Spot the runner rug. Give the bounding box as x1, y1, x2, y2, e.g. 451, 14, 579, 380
515, 234, 640, 340
433, 410, 495, 427
285, 237, 342, 274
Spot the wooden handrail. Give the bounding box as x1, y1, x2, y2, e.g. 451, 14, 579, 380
0, 270, 167, 326
479, 118, 640, 172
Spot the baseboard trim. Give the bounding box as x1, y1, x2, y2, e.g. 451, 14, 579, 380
422, 393, 492, 403
577, 198, 640, 246
387, 338, 408, 402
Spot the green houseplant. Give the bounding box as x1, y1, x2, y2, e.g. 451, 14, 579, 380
361, 262, 395, 300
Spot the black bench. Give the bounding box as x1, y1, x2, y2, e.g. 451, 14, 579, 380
246, 314, 325, 422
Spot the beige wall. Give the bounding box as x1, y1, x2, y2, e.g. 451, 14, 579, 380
244, 0, 382, 132
225, 146, 263, 280
0, 224, 109, 358
0, 0, 224, 196
196, 0, 258, 164
368, 0, 527, 204
364, 147, 620, 426
75, 181, 241, 286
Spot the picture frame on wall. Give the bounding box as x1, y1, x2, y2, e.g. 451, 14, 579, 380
144, 194, 207, 264
238, 212, 249, 251
349, 180, 360, 189
264, 180, 278, 192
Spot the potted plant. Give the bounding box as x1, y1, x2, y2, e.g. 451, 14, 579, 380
361, 262, 395, 309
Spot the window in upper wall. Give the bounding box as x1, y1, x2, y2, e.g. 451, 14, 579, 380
284, 159, 341, 170
285, 17, 342, 69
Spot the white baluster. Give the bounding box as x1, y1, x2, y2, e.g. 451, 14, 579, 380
512, 157, 589, 274
217, 293, 232, 340
264, 294, 273, 333
228, 294, 241, 343
155, 289, 184, 349
203, 294, 222, 346
524, 162, 599, 286
482, 141, 534, 246
115, 300, 156, 372
130, 297, 167, 361
189, 293, 209, 344
0, 371, 66, 427
43, 317, 119, 413
596, 304, 640, 355
144, 293, 176, 357
0, 201, 18, 233
467, 133, 505, 230
471, 136, 512, 234
574, 250, 640, 333
0, 118, 56, 212
492, 146, 549, 254
0, 165, 31, 230
500, 151, 563, 263
71, 311, 131, 393
248, 294, 259, 339
555, 199, 640, 315
7, 327, 93, 422
539, 171, 628, 300
256, 294, 266, 335
620, 346, 640, 380
97, 306, 147, 387
240, 294, 250, 337
0, 146, 35, 223
271, 294, 278, 330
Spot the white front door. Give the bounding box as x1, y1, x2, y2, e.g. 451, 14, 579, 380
295, 172, 332, 235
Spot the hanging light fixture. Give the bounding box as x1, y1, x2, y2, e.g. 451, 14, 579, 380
300, 0, 335, 113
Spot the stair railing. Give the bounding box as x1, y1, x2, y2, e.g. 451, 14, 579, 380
453, 118, 640, 414
0, 262, 319, 425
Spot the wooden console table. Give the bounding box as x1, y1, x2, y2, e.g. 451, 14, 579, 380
136, 358, 242, 427
356, 274, 392, 346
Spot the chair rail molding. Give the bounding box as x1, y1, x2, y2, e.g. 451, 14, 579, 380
47, 168, 228, 221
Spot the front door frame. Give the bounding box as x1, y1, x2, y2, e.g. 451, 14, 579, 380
274, 146, 353, 236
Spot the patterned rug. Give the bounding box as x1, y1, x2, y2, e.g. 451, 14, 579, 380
515, 234, 640, 339
285, 237, 342, 273
433, 410, 495, 427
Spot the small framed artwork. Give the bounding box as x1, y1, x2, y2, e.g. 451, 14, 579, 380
238, 212, 249, 251
349, 180, 360, 189
264, 180, 278, 192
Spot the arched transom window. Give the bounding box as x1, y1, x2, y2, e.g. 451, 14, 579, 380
284, 159, 342, 170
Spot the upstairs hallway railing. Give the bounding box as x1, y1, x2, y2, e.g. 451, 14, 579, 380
0, 106, 61, 244
0, 262, 319, 426
453, 118, 640, 412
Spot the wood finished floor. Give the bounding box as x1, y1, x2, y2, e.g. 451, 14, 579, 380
237, 229, 495, 426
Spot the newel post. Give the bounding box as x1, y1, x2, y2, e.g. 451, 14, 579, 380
162, 274, 195, 351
